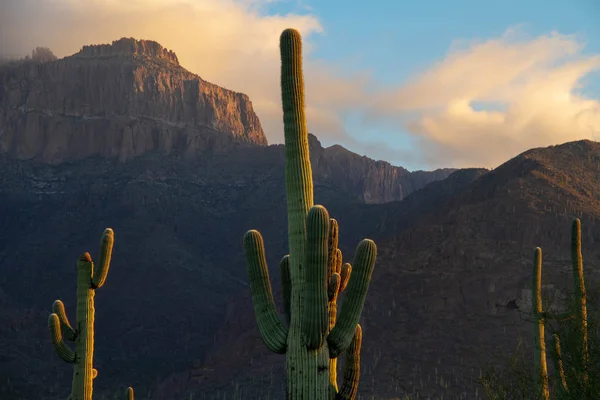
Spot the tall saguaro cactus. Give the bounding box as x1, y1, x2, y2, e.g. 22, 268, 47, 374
243, 29, 377, 399
48, 228, 133, 400
571, 218, 589, 386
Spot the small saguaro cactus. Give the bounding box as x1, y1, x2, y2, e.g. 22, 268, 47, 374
532, 247, 550, 400
243, 28, 377, 399
530, 218, 590, 399
48, 228, 133, 400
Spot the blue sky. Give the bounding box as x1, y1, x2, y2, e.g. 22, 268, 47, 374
269, 0, 600, 82
2, 0, 600, 170
258, 0, 600, 170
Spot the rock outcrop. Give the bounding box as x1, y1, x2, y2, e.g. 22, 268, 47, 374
308, 134, 455, 203
0, 37, 267, 163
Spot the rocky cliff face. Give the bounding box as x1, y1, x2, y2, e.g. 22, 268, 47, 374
0, 37, 267, 163
308, 134, 455, 203
0, 37, 455, 203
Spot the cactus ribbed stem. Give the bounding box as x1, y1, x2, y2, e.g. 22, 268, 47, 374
281, 255, 292, 326
71, 253, 95, 400
280, 28, 313, 286
303, 206, 330, 349
571, 219, 589, 386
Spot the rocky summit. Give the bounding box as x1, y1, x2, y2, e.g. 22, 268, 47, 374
0, 37, 266, 164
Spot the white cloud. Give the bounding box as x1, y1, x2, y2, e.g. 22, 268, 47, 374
371, 28, 600, 168
1, 1, 599, 169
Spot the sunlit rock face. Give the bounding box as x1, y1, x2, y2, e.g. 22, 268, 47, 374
0, 37, 267, 164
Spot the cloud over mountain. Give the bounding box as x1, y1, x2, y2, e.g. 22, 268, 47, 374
1, 1, 599, 169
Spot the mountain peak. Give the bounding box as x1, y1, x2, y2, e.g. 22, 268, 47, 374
74, 37, 179, 65
0, 37, 267, 164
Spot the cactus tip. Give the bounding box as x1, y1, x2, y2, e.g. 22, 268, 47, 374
280, 28, 301, 39
48, 313, 58, 324
244, 229, 259, 238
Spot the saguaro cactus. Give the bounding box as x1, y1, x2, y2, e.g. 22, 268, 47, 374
243, 29, 377, 399
48, 228, 133, 400
571, 218, 589, 386
531, 218, 590, 399
532, 247, 550, 400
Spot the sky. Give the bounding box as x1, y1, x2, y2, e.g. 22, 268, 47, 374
1, 0, 599, 171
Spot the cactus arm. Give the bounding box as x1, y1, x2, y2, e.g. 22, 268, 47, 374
327, 218, 343, 397
49, 313, 76, 363
52, 300, 77, 341
303, 205, 330, 349
532, 247, 549, 400
339, 263, 352, 293
328, 273, 341, 303
280, 255, 292, 326
335, 324, 362, 400
334, 249, 342, 274
125, 386, 134, 400
328, 272, 342, 398
327, 219, 342, 398
243, 230, 288, 353
571, 218, 589, 383
327, 219, 340, 282
328, 240, 376, 357
552, 334, 568, 395
91, 228, 114, 289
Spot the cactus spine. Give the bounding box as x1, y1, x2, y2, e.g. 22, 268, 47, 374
531, 218, 590, 399
243, 29, 377, 399
48, 229, 132, 400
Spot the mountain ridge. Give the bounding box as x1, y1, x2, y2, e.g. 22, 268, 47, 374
2, 130, 600, 398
